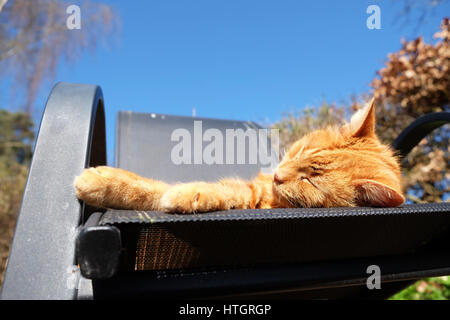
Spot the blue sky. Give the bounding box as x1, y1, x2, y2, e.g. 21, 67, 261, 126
14, 1, 450, 164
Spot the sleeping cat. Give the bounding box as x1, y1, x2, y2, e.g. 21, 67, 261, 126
74, 98, 405, 213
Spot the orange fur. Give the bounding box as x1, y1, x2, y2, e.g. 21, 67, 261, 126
74, 98, 405, 213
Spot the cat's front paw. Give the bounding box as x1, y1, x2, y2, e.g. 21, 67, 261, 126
160, 183, 224, 214
74, 166, 121, 207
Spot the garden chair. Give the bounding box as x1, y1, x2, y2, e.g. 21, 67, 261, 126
1, 82, 449, 299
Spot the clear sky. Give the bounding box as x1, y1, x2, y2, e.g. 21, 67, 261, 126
37, 1, 450, 164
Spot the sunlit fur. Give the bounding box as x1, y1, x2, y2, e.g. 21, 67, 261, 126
75, 98, 405, 213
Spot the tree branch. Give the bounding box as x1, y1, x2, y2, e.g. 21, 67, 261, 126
406, 194, 427, 204
0, 0, 7, 13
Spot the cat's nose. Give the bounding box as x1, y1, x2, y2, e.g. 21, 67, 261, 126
274, 173, 284, 184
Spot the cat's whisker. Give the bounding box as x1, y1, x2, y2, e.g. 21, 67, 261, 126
298, 144, 305, 157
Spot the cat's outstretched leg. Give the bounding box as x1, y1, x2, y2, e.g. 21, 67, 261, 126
75, 168, 278, 214
74, 166, 169, 210
160, 173, 276, 214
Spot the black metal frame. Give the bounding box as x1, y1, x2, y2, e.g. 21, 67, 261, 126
92, 250, 450, 299
89, 203, 450, 299
1, 83, 106, 299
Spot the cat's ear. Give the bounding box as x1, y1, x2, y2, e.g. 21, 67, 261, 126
353, 179, 405, 207
343, 98, 376, 138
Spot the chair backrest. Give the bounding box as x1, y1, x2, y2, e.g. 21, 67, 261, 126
115, 111, 278, 182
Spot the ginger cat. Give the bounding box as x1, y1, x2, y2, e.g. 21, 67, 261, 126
74, 99, 405, 214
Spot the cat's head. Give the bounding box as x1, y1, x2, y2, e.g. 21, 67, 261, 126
273, 98, 405, 208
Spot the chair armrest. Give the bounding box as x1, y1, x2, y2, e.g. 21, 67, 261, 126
1, 82, 106, 300
391, 112, 450, 158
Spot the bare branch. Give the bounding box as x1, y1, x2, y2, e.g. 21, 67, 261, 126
0, 0, 7, 13
0, 0, 120, 113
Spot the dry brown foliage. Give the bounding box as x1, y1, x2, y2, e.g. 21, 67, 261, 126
371, 18, 449, 113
